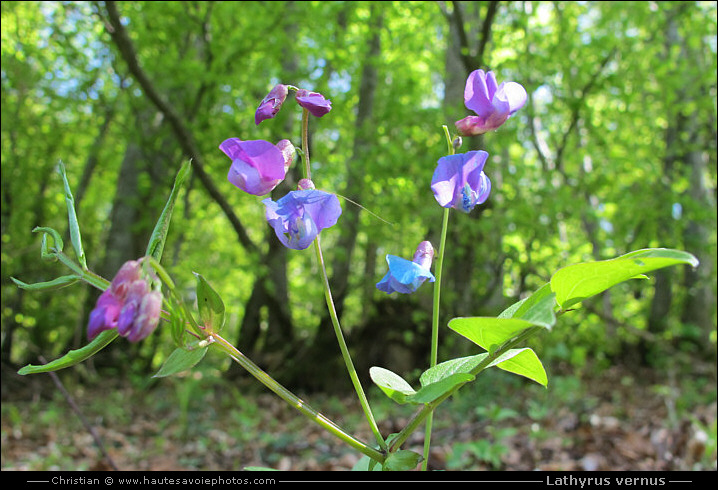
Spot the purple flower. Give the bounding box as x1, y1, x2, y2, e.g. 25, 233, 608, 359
377, 241, 436, 295
255, 84, 289, 125
455, 70, 527, 136
431, 151, 491, 213
87, 258, 163, 342
263, 189, 342, 250
219, 138, 295, 196
295, 89, 332, 117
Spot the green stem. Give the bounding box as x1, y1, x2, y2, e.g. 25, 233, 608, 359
390, 326, 544, 453
211, 333, 385, 464
313, 237, 387, 451
421, 126, 455, 470
300, 104, 385, 452
422, 206, 451, 469
301, 108, 311, 179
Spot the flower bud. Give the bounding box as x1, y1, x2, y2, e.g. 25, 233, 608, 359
276, 139, 296, 172
412, 241, 434, 270
297, 178, 315, 190
255, 84, 289, 125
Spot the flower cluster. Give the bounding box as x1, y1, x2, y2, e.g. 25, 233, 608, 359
221, 70, 524, 296
220, 84, 339, 250
87, 258, 163, 342
375, 70, 525, 295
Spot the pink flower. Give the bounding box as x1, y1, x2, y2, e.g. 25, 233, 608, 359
455, 70, 527, 136
87, 258, 162, 342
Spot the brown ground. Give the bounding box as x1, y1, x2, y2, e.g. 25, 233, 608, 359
1, 363, 715, 472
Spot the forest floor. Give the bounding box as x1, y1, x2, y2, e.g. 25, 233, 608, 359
1, 362, 716, 472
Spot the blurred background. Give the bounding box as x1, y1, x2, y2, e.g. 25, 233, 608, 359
1, 1, 716, 471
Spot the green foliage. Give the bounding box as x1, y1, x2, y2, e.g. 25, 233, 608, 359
153, 344, 208, 378
550, 249, 700, 309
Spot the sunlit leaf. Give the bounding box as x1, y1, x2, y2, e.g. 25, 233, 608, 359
550, 248, 699, 309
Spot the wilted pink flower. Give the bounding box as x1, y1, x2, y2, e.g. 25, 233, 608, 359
255, 84, 289, 125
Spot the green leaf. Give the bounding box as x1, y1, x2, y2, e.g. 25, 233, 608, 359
193, 272, 225, 331
244, 466, 279, 471
18, 330, 119, 375
498, 283, 556, 329
550, 248, 699, 309
382, 449, 422, 471
448, 317, 542, 352
58, 160, 86, 269
11, 274, 80, 291
146, 160, 192, 262
420, 353, 490, 386
410, 372, 475, 404
153, 345, 208, 378
369, 366, 416, 404
492, 348, 547, 387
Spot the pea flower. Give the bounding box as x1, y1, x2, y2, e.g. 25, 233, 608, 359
431, 150, 491, 213
255, 84, 289, 125
455, 69, 527, 136
377, 241, 436, 295
263, 188, 342, 250
219, 138, 295, 196
295, 89, 332, 117
87, 258, 163, 343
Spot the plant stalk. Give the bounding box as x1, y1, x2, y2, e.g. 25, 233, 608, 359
211, 332, 385, 463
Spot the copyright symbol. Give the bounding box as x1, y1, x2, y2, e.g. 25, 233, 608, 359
105, 476, 113, 485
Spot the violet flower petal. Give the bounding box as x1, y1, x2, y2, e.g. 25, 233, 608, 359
295, 89, 332, 117
263, 190, 341, 250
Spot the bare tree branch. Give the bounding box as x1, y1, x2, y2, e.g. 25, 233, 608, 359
100, 1, 257, 254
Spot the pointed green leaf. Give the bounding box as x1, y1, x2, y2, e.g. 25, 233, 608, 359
420, 353, 490, 386
11, 274, 80, 291
550, 248, 699, 309
193, 272, 225, 331
410, 372, 475, 404
153, 345, 208, 378
18, 330, 119, 375
499, 283, 556, 329
493, 348, 547, 386
58, 160, 87, 269
369, 366, 416, 404
146, 160, 192, 262
448, 317, 541, 352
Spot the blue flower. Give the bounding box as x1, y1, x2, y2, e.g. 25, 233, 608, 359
431, 151, 491, 213
263, 189, 342, 250
377, 241, 435, 294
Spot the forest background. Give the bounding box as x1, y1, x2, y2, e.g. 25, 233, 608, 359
1, 1, 716, 472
